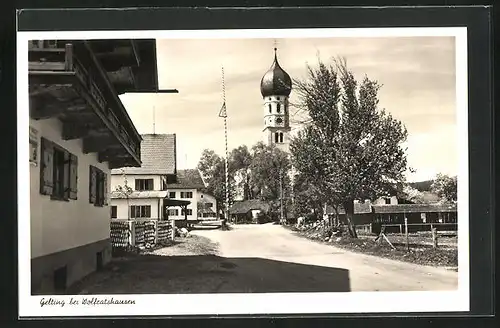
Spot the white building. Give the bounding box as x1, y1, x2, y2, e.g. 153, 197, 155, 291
28, 39, 160, 294
110, 134, 217, 222
260, 47, 293, 153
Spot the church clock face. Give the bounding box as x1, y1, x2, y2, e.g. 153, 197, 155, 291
276, 117, 283, 125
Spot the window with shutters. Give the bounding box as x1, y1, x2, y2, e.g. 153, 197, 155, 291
39, 138, 78, 201
181, 208, 193, 216
169, 191, 176, 198
111, 206, 117, 219
180, 191, 193, 198
135, 179, 154, 191
89, 166, 107, 207
130, 205, 151, 218
167, 209, 179, 216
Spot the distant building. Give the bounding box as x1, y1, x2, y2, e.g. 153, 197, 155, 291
29, 39, 160, 294
110, 135, 216, 222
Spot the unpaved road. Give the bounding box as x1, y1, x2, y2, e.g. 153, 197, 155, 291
73, 223, 457, 294
192, 223, 458, 292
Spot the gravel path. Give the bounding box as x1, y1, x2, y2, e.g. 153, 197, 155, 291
71, 224, 458, 294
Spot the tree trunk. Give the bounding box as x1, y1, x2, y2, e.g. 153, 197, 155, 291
343, 200, 358, 238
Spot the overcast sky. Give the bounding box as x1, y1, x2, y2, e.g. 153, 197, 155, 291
119, 36, 457, 182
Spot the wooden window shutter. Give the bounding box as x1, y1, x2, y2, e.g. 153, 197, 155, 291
89, 166, 96, 204
103, 171, 108, 206
63, 151, 71, 200
39, 138, 54, 195
69, 154, 78, 200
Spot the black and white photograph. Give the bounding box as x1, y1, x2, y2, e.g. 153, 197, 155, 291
17, 23, 472, 317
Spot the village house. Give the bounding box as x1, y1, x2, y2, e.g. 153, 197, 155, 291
29, 39, 161, 294
109, 134, 217, 223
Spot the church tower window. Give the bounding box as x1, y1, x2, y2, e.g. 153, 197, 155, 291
268, 104, 272, 113
279, 132, 284, 143
276, 103, 281, 113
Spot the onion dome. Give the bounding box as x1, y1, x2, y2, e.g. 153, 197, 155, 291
260, 48, 292, 98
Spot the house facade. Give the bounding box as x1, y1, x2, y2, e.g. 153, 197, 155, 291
110, 133, 177, 220
29, 39, 161, 294
109, 136, 217, 222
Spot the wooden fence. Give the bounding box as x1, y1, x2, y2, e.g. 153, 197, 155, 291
356, 222, 458, 235
110, 219, 175, 252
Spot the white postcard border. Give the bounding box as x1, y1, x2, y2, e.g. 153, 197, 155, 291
17, 27, 469, 317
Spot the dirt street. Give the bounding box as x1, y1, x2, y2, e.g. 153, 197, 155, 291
73, 223, 458, 294
192, 223, 458, 292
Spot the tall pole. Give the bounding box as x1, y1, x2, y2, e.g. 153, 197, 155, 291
221, 66, 229, 227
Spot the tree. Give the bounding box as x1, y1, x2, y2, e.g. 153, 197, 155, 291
431, 173, 457, 203
249, 143, 291, 198
114, 170, 134, 220
291, 57, 408, 238
197, 149, 235, 216
229, 145, 253, 200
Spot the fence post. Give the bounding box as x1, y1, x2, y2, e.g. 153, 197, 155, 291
154, 220, 158, 245
404, 217, 409, 252
129, 220, 136, 247
432, 227, 438, 248
171, 219, 175, 240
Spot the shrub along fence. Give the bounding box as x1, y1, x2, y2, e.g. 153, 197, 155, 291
110, 219, 175, 254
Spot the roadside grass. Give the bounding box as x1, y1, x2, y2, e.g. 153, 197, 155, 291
285, 225, 458, 268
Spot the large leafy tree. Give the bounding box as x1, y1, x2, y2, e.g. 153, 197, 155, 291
197, 149, 235, 215
249, 142, 291, 202
229, 145, 253, 200
431, 173, 457, 203
291, 58, 408, 238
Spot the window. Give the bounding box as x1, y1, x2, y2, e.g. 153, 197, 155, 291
385, 198, 391, 204
89, 166, 107, 207
135, 179, 154, 191
200, 194, 204, 198
39, 138, 78, 201
130, 205, 151, 218
167, 209, 179, 216
180, 191, 193, 198
111, 206, 117, 219
275, 133, 279, 143
181, 208, 193, 216
279, 132, 284, 143
268, 104, 272, 113
169, 191, 176, 198
277, 103, 281, 113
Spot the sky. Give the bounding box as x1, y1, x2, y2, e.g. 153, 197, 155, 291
119, 36, 457, 182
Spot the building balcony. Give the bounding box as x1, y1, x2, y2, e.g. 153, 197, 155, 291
28, 39, 160, 169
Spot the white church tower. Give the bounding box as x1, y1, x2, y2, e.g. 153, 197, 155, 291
260, 48, 293, 153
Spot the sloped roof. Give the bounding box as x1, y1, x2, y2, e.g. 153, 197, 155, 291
372, 203, 457, 214
111, 134, 176, 175
168, 169, 205, 189
110, 190, 168, 199
325, 202, 373, 215
229, 199, 270, 214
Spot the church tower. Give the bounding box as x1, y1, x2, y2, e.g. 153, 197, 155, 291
260, 48, 292, 152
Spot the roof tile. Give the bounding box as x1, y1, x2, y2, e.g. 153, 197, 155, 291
111, 134, 176, 175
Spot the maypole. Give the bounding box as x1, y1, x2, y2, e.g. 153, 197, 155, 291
219, 66, 229, 228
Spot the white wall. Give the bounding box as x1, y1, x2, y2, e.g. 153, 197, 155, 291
30, 118, 111, 259
167, 188, 197, 220
111, 198, 161, 220
110, 174, 162, 192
